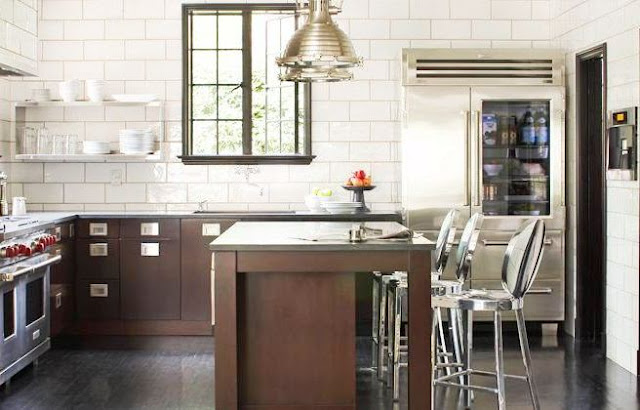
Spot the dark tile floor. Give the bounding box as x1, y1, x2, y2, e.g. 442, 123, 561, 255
0, 334, 638, 409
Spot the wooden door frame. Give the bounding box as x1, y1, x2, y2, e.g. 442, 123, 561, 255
574, 43, 607, 344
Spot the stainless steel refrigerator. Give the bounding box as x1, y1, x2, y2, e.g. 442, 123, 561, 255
401, 49, 566, 322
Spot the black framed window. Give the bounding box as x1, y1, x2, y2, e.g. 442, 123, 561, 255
181, 3, 313, 165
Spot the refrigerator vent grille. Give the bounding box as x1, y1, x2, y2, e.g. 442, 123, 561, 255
403, 50, 564, 86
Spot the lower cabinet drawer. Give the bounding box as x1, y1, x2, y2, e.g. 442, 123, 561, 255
76, 239, 120, 279
77, 280, 120, 320
469, 279, 564, 322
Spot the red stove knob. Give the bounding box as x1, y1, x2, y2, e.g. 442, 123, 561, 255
22, 246, 32, 256
51, 236, 57, 245
8, 246, 18, 257
18, 244, 27, 252
35, 243, 45, 252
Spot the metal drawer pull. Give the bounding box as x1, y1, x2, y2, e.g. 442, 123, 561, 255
89, 243, 108, 257
527, 287, 553, 295
69, 223, 75, 238
90, 284, 108, 298
141, 243, 160, 257
482, 239, 553, 246
140, 222, 159, 236
202, 223, 221, 237
89, 223, 108, 236
54, 226, 62, 241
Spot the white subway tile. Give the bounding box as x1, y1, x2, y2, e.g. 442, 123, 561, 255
84, 40, 124, 60
145, 20, 181, 39
187, 183, 228, 202
349, 142, 391, 161
532, 1, 550, 20
432, 20, 472, 39
370, 80, 399, 101
147, 183, 187, 203
41, 41, 83, 61
83, 0, 124, 19
491, 0, 532, 20
24, 183, 63, 203
167, 163, 208, 183
370, 0, 409, 19
350, 101, 391, 121
451, 0, 490, 19
124, 0, 164, 19
353, 60, 389, 80
44, 163, 85, 183
229, 183, 268, 203
106, 183, 146, 203
288, 162, 331, 183
64, 183, 105, 203
312, 101, 350, 122
409, 0, 449, 19
105, 61, 145, 80
105, 105, 145, 121
9, 163, 43, 183
85, 163, 126, 183
14, 1, 37, 34
42, 0, 82, 20
330, 122, 370, 141
370, 40, 409, 59
329, 80, 371, 101
38, 62, 64, 80
390, 20, 430, 39
512, 20, 550, 40
39, 21, 64, 40
350, 20, 390, 39
105, 20, 145, 40
145, 60, 181, 80
472, 20, 511, 39
64, 61, 104, 80
269, 183, 309, 203
312, 142, 350, 162
164, 0, 183, 19
126, 163, 166, 182
64, 20, 104, 40
125, 40, 166, 60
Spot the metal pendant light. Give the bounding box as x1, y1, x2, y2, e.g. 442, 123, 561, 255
277, 0, 362, 82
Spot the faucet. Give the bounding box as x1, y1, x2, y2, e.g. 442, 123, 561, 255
198, 199, 210, 212
234, 165, 264, 196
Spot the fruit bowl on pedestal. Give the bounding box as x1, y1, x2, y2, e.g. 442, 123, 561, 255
341, 185, 376, 212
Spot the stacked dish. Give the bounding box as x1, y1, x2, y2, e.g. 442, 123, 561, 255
83, 141, 110, 155
320, 201, 363, 214
119, 129, 155, 154
86, 80, 107, 102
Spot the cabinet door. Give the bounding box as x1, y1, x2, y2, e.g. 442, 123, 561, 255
51, 241, 75, 284
121, 240, 181, 320
76, 239, 120, 279
77, 280, 120, 320
180, 219, 236, 322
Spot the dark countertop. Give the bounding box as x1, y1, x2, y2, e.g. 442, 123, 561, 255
210, 221, 434, 252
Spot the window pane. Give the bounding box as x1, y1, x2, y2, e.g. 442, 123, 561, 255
280, 85, 295, 120
192, 51, 217, 84
218, 15, 243, 49
218, 50, 243, 84
192, 15, 216, 49
218, 121, 243, 155
218, 86, 243, 119
192, 86, 217, 119
193, 121, 217, 155
266, 121, 280, 154
281, 121, 295, 154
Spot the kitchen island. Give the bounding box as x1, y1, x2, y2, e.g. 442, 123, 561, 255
210, 221, 434, 410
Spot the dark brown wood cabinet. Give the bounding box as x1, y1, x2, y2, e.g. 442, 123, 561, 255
76, 279, 120, 319
121, 239, 181, 320
121, 219, 180, 240
76, 219, 120, 239
76, 239, 120, 279
50, 221, 77, 336
180, 219, 236, 322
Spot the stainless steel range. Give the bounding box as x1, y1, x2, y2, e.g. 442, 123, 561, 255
0, 216, 60, 387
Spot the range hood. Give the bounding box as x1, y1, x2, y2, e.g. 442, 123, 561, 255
277, 0, 362, 82
0, 48, 37, 77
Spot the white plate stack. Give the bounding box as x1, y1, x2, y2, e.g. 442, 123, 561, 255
119, 129, 155, 154
86, 80, 107, 102
320, 201, 363, 214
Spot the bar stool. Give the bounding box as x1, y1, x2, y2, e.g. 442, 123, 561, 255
385, 213, 483, 401
371, 209, 459, 381
432, 219, 545, 410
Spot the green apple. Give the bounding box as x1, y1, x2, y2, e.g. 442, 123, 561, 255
311, 187, 321, 196
319, 188, 333, 197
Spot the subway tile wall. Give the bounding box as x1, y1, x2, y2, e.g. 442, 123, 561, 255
552, 0, 640, 374
1, 0, 551, 213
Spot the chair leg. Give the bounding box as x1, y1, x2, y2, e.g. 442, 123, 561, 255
436, 307, 452, 376
449, 307, 465, 384
371, 276, 380, 368
461, 310, 473, 408
494, 311, 506, 410
377, 279, 388, 381
431, 309, 438, 410
516, 308, 540, 410
392, 287, 402, 401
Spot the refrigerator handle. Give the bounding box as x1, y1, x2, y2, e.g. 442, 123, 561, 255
464, 110, 471, 206
473, 110, 482, 207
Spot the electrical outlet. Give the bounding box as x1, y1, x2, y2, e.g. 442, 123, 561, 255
110, 169, 123, 186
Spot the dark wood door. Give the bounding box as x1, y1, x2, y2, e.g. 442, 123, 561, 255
76, 239, 120, 280
180, 219, 236, 322
121, 239, 181, 320
576, 44, 607, 344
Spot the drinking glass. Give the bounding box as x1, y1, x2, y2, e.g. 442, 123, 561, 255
36, 127, 52, 154
18, 127, 37, 154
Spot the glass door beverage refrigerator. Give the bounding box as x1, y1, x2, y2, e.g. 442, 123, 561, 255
401, 49, 566, 324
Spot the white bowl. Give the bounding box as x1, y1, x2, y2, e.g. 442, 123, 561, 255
31, 89, 51, 102
483, 164, 503, 177
83, 141, 110, 154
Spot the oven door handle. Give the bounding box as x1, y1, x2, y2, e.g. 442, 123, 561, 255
0, 254, 62, 282
482, 239, 553, 247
